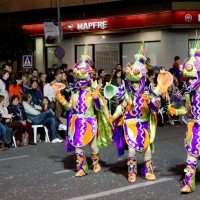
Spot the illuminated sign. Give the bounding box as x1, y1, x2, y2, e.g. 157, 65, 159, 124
77, 21, 107, 30
23, 11, 200, 36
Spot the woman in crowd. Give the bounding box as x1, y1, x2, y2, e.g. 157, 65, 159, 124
40, 96, 51, 112
111, 69, 123, 87
7, 95, 35, 146
25, 80, 42, 105
145, 69, 156, 87
8, 73, 23, 103
111, 68, 116, 78
0, 70, 10, 107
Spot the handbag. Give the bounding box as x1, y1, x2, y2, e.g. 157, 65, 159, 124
22, 132, 29, 146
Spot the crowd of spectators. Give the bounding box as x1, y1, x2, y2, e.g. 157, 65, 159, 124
0, 57, 187, 150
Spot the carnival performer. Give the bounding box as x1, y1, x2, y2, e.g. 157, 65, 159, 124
177, 41, 200, 193
52, 46, 112, 177
104, 43, 172, 183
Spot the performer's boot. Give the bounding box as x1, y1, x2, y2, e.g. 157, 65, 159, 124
91, 153, 101, 173
180, 160, 197, 193
75, 151, 88, 177
141, 158, 156, 181
127, 156, 137, 183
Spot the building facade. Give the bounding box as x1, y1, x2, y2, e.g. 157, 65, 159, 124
1, 1, 200, 73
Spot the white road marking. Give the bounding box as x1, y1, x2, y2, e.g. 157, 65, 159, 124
66, 178, 174, 200
0, 155, 29, 161
53, 169, 74, 174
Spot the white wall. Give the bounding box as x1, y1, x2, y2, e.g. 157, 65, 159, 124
61, 29, 200, 71
35, 38, 45, 72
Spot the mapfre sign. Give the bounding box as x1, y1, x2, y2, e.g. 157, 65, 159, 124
23, 11, 200, 35
77, 21, 107, 30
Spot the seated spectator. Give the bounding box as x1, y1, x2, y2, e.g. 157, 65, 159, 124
8, 73, 23, 104
25, 80, 42, 105
23, 93, 66, 143
0, 70, 10, 107
0, 119, 9, 150
40, 96, 51, 112
7, 95, 35, 146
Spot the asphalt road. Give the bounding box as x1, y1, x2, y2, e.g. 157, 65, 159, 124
0, 124, 200, 200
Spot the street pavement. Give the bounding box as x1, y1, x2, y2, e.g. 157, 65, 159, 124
0, 124, 200, 200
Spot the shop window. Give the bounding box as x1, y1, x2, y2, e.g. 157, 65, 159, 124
47, 47, 60, 69
122, 41, 161, 69
75, 45, 93, 63
95, 43, 119, 73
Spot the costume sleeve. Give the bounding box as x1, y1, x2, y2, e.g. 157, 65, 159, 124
62, 97, 72, 111
93, 98, 101, 110
167, 105, 187, 116
147, 101, 159, 113
92, 85, 101, 110
111, 99, 127, 122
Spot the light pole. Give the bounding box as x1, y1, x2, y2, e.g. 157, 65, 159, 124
57, 0, 62, 66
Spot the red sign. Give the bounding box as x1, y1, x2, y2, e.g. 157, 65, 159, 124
54, 46, 65, 59
22, 11, 200, 36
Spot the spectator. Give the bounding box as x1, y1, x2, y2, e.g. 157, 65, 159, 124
61, 72, 67, 86
173, 56, 183, 81
116, 64, 122, 71
38, 73, 47, 95
145, 58, 153, 71
40, 96, 51, 112
22, 93, 66, 143
111, 68, 116, 78
60, 63, 68, 75
67, 69, 74, 84
2, 63, 11, 91
44, 74, 56, 108
145, 69, 156, 87
0, 95, 28, 147
8, 73, 23, 103
97, 69, 105, 84
111, 69, 123, 86
169, 68, 179, 93
25, 80, 42, 105
28, 68, 39, 84
0, 119, 9, 150
7, 95, 30, 147
22, 73, 29, 90
0, 70, 10, 107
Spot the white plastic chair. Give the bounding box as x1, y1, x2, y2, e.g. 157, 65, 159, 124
32, 125, 50, 143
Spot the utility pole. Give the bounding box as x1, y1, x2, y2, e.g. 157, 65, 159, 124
57, 0, 62, 66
